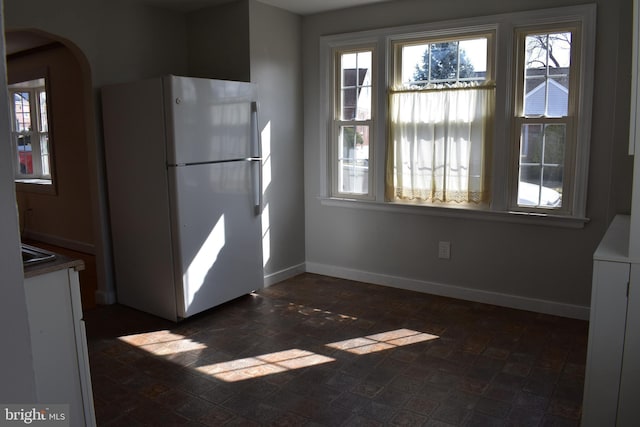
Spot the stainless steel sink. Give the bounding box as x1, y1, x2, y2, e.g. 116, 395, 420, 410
22, 244, 56, 266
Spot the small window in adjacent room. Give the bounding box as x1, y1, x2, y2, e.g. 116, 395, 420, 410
9, 77, 54, 190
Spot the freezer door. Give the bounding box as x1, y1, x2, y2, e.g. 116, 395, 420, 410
164, 76, 257, 164
169, 160, 264, 319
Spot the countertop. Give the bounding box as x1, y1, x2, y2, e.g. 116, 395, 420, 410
23, 248, 85, 279
593, 214, 631, 263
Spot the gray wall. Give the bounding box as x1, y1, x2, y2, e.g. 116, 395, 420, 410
3, 0, 305, 302
302, 0, 632, 315
11, 44, 94, 250
185, 0, 305, 281
4, 0, 189, 302
187, 0, 250, 82
4, 0, 189, 88
249, 0, 305, 282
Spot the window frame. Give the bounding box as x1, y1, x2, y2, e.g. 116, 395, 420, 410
391, 31, 496, 89
10, 84, 50, 179
330, 45, 377, 200
319, 4, 595, 227
8, 69, 56, 194
509, 22, 585, 217
388, 30, 496, 206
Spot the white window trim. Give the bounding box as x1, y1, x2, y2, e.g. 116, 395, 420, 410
10, 86, 49, 179
506, 11, 596, 220
8, 73, 57, 195
318, 4, 596, 228
331, 44, 377, 200
320, 36, 382, 199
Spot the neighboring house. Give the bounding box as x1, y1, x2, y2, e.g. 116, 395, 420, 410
525, 77, 569, 117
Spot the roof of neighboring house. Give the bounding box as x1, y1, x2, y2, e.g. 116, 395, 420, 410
524, 78, 569, 117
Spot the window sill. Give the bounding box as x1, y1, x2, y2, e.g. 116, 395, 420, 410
16, 179, 56, 195
319, 196, 589, 229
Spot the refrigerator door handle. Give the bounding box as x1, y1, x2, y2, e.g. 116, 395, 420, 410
252, 158, 262, 216
251, 101, 262, 216
251, 102, 262, 159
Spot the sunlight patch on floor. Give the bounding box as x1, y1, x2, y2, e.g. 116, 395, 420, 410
119, 326, 437, 383
119, 330, 207, 356
326, 328, 439, 355
195, 349, 335, 382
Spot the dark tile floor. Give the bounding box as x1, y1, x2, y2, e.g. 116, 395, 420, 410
85, 273, 588, 426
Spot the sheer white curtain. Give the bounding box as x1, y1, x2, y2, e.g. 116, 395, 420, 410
386, 86, 494, 204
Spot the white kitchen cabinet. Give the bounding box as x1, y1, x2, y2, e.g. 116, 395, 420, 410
582, 215, 640, 426
586, 0, 640, 424
617, 261, 640, 425
24, 264, 96, 427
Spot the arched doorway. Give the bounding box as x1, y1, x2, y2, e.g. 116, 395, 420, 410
5, 29, 104, 309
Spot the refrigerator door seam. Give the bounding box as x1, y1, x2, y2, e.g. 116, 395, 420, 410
168, 158, 259, 168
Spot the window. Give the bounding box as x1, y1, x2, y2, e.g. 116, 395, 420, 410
9, 77, 53, 186
332, 47, 375, 199
512, 27, 579, 214
321, 5, 595, 225
388, 33, 494, 205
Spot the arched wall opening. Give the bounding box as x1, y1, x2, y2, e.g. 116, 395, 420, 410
5, 28, 109, 309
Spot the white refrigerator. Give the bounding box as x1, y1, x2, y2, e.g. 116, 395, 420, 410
102, 75, 263, 322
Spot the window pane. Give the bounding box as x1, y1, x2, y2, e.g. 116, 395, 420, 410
13, 92, 31, 132
520, 123, 543, 164
342, 87, 357, 120
356, 85, 372, 120
543, 166, 563, 195
430, 42, 458, 81
402, 43, 428, 85
523, 32, 571, 118
460, 39, 487, 75
340, 50, 372, 120
401, 37, 488, 87
38, 89, 51, 177
543, 124, 566, 165
525, 33, 572, 69
39, 90, 49, 132
17, 135, 33, 175
338, 125, 369, 194
518, 165, 541, 206
40, 134, 50, 177
518, 123, 565, 208
548, 76, 568, 117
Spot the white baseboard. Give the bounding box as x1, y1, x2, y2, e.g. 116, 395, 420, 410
22, 229, 95, 255
264, 262, 306, 287
305, 262, 590, 320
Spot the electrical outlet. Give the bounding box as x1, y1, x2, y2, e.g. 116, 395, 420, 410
438, 241, 451, 259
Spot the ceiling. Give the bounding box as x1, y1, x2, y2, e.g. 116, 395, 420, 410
4, 0, 395, 55
4, 31, 57, 56
141, 0, 395, 15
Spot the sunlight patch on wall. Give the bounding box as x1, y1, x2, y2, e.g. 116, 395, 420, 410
262, 203, 270, 267
261, 121, 272, 192
261, 121, 271, 267
326, 328, 439, 355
